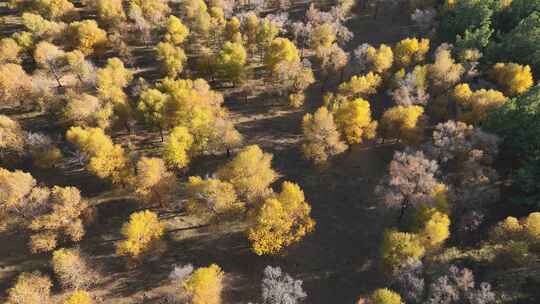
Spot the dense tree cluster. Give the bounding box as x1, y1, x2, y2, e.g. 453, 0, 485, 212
3, 0, 540, 302
0, 168, 90, 252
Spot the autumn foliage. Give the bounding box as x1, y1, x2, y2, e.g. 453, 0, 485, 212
183, 264, 224, 304
116, 210, 165, 260
247, 181, 315, 255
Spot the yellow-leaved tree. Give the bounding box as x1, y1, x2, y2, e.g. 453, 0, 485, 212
183, 264, 224, 304
338, 72, 382, 98
6, 271, 52, 304
414, 207, 450, 250
452, 83, 508, 124
0, 115, 25, 157
97, 58, 133, 97
302, 107, 347, 165
63, 290, 92, 304
66, 126, 130, 184
216, 145, 277, 202
0, 38, 21, 64
163, 126, 194, 169
93, 0, 126, 26
247, 181, 316, 255
62, 92, 110, 129
370, 288, 403, 304
379, 105, 425, 144
224, 17, 241, 41
256, 19, 279, 54
185, 176, 243, 221
333, 98, 378, 145
156, 42, 187, 78
0, 63, 33, 107
116, 210, 165, 260
394, 37, 430, 67
525, 212, 540, 240
29, 186, 89, 253
490, 62, 534, 96
130, 0, 170, 24
21, 12, 66, 40
427, 47, 464, 93
310, 22, 336, 50
265, 38, 300, 73
157, 78, 238, 154
491, 212, 540, 243
366, 44, 394, 73
0, 168, 91, 252
137, 88, 170, 135
134, 157, 178, 207
52, 248, 95, 290
96, 58, 133, 129
217, 41, 247, 85
243, 12, 259, 52
165, 15, 190, 45
381, 229, 425, 273
68, 20, 107, 55
30, 0, 76, 20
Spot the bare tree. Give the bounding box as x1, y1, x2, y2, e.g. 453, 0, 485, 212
393, 259, 425, 303
261, 266, 307, 304
376, 150, 440, 222
391, 72, 430, 106
423, 121, 500, 215
426, 265, 496, 304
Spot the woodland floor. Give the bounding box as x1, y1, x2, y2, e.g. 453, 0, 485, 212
0, 3, 417, 303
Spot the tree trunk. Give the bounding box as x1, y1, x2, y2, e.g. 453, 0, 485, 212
50, 65, 63, 88
124, 121, 131, 133
321, 74, 329, 93
398, 201, 408, 223
159, 127, 164, 142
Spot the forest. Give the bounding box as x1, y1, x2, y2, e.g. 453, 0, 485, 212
1, 0, 540, 303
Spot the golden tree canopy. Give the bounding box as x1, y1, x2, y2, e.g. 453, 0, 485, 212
380, 105, 425, 144
302, 107, 347, 164
63, 290, 93, 304
490, 62, 534, 96
338, 72, 382, 98
381, 229, 425, 273
265, 38, 300, 72
6, 271, 52, 304
134, 157, 178, 207
116, 210, 165, 259
394, 37, 430, 67
165, 15, 190, 45
452, 84, 508, 124
185, 176, 243, 221
0, 115, 26, 156
68, 20, 107, 55
333, 98, 378, 145
216, 145, 278, 202
247, 181, 316, 255
366, 44, 394, 73
183, 264, 224, 304
370, 288, 402, 304
66, 126, 129, 184
163, 126, 194, 169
